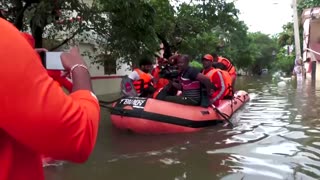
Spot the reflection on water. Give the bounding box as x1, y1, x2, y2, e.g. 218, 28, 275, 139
45, 76, 320, 180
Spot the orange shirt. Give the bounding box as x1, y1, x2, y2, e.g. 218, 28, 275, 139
0, 18, 100, 180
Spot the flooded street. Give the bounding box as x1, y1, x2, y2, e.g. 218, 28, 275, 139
45, 76, 320, 180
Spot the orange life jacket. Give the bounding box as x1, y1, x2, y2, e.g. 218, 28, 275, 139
217, 56, 236, 76
203, 68, 233, 101
151, 66, 169, 90
133, 68, 152, 94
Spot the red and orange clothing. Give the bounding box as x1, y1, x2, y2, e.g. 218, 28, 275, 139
21, 32, 73, 164
202, 67, 232, 106
0, 18, 100, 180
128, 68, 153, 95
151, 66, 169, 91
47, 70, 73, 92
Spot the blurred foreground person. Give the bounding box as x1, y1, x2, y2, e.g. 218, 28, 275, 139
21, 32, 75, 166
0, 18, 100, 180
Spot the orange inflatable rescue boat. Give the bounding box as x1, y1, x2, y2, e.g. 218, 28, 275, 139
110, 90, 250, 134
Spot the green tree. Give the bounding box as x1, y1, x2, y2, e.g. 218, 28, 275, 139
278, 22, 294, 47
0, 0, 105, 49
1, 0, 267, 72
172, 1, 251, 62
273, 48, 295, 74
97, 0, 160, 66
248, 32, 278, 73
298, 0, 320, 16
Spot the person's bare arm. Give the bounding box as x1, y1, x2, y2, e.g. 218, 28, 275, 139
196, 73, 217, 93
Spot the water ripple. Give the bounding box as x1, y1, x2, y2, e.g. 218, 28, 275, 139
44, 77, 320, 180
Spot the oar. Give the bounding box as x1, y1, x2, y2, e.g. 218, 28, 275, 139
211, 104, 233, 127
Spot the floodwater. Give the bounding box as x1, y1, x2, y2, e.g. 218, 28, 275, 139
45, 75, 320, 180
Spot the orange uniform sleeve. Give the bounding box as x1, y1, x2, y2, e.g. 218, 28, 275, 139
0, 19, 100, 163
47, 70, 73, 92
211, 71, 225, 103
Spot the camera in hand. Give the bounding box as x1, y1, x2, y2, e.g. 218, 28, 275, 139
38, 51, 64, 70
159, 64, 179, 79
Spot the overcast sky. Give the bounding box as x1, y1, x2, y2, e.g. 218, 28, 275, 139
172, 0, 294, 35
234, 0, 293, 35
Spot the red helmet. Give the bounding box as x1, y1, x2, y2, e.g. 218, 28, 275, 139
203, 54, 213, 61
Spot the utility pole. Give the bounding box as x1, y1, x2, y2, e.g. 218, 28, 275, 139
292, 0, 301, 58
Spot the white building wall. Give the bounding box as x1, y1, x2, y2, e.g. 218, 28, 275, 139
78, 43, 131, 77
77, 43, 131, 96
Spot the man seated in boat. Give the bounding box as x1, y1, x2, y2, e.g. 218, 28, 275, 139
202, 54, 233, 106
127, 57, 155, 97
211, 53, 237, 90
156, 54, 216, 106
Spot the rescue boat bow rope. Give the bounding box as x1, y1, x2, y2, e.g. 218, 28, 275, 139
211, 104, 233, 127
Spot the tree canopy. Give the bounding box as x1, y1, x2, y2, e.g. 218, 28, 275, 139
0, 0, 282, 74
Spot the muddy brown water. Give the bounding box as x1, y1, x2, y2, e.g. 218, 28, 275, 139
44, 76, 320, 180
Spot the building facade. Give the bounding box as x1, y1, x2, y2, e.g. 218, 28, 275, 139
302, 7, 320, 84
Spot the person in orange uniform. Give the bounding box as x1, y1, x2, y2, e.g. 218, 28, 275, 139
0, 18, 100, 180
128, 57, 155, 97
202, 54, 232, 106
20, 32, 73, 92
21, 32, 74, 165
212, 53, 237, 89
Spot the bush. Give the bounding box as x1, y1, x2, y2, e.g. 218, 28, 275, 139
272, 48, 295, 75
189, 60, 203, 70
